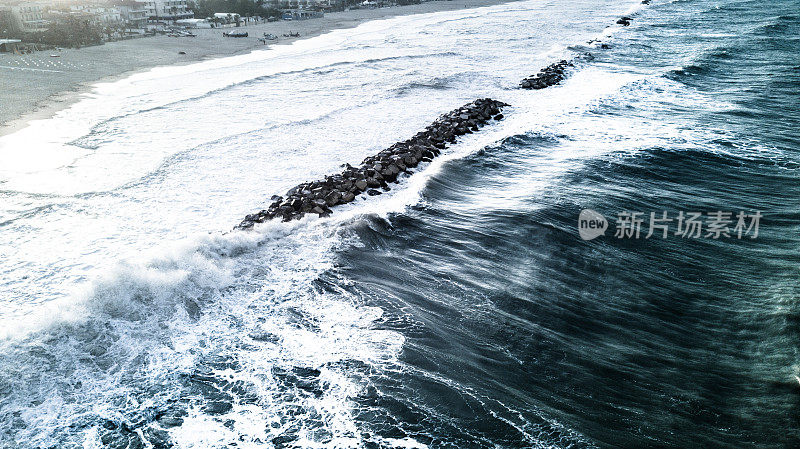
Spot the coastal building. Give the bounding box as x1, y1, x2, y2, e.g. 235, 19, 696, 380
135, 0, 193, 22
0, 8, 16, 35
113, 0, 148, 29
0, 2, 48, 32
68, 5, 123, 25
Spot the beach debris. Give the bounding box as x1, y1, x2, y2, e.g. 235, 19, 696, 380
519, 59, 574, 89
235, 98, 509, 229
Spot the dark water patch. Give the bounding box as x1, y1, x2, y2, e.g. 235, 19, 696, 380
751, 20, 793, 36
328, 107, 800, 447
667, 63, 709, 79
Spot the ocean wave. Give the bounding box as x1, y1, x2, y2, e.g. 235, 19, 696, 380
0, 218, 409, 448
67, 52, 455, 151
70, 99, 388, 194
390, 72, 470, 95
0, 93, 530, 446
750, 19, 795, 36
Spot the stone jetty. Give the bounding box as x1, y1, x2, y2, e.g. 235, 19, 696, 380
519, 12, 643, 90
518, 52, 596, 90
236, 98, 509, 229
519, 59, 575, 90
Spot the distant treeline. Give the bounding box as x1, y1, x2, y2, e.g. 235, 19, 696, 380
189, 0, 283, 18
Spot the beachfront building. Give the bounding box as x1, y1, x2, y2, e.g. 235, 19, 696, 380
114, 0, 148, 29
0, 2, 49, 33
68, 5, 123, 25
0, 8, 16, 35
136, 0, 193, 22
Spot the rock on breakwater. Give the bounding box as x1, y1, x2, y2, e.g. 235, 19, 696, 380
519, 52, 597, 90
236, 98, 509, 229
519, 59, 575, 90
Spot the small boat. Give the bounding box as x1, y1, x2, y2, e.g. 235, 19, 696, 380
223, 31, 249, 38
258, 34, 279, 44
283, 32, 300, 38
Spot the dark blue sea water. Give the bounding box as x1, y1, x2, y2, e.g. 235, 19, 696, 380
1, 0, 798, 447
332, 1, 800, 447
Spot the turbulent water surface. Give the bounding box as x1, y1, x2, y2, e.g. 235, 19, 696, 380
1, 0, 798, 447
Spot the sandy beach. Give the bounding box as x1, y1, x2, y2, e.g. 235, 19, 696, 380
0, 0, 515, 137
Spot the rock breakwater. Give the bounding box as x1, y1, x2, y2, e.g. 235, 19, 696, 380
519, 59, 575, 89
236, 98, 509, 229
519, 12, 640, 90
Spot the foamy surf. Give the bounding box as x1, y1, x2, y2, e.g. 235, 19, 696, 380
0, 215, 409, 448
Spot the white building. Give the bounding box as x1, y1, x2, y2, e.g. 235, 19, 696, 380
114, 1, 148, 28
136, 0, 193, 22
1, 2, 48, 32
69, 5, 123, 25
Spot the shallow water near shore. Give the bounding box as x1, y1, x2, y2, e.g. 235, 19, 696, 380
1, 0, 799, 447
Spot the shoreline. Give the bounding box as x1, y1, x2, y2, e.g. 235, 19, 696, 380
0, 0, 517, 138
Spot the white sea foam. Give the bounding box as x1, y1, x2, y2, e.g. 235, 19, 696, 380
699, 33, 738, 37
0, 214, 406, 448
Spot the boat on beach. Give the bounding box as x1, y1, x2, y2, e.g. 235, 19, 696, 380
259, 33, 279, 42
